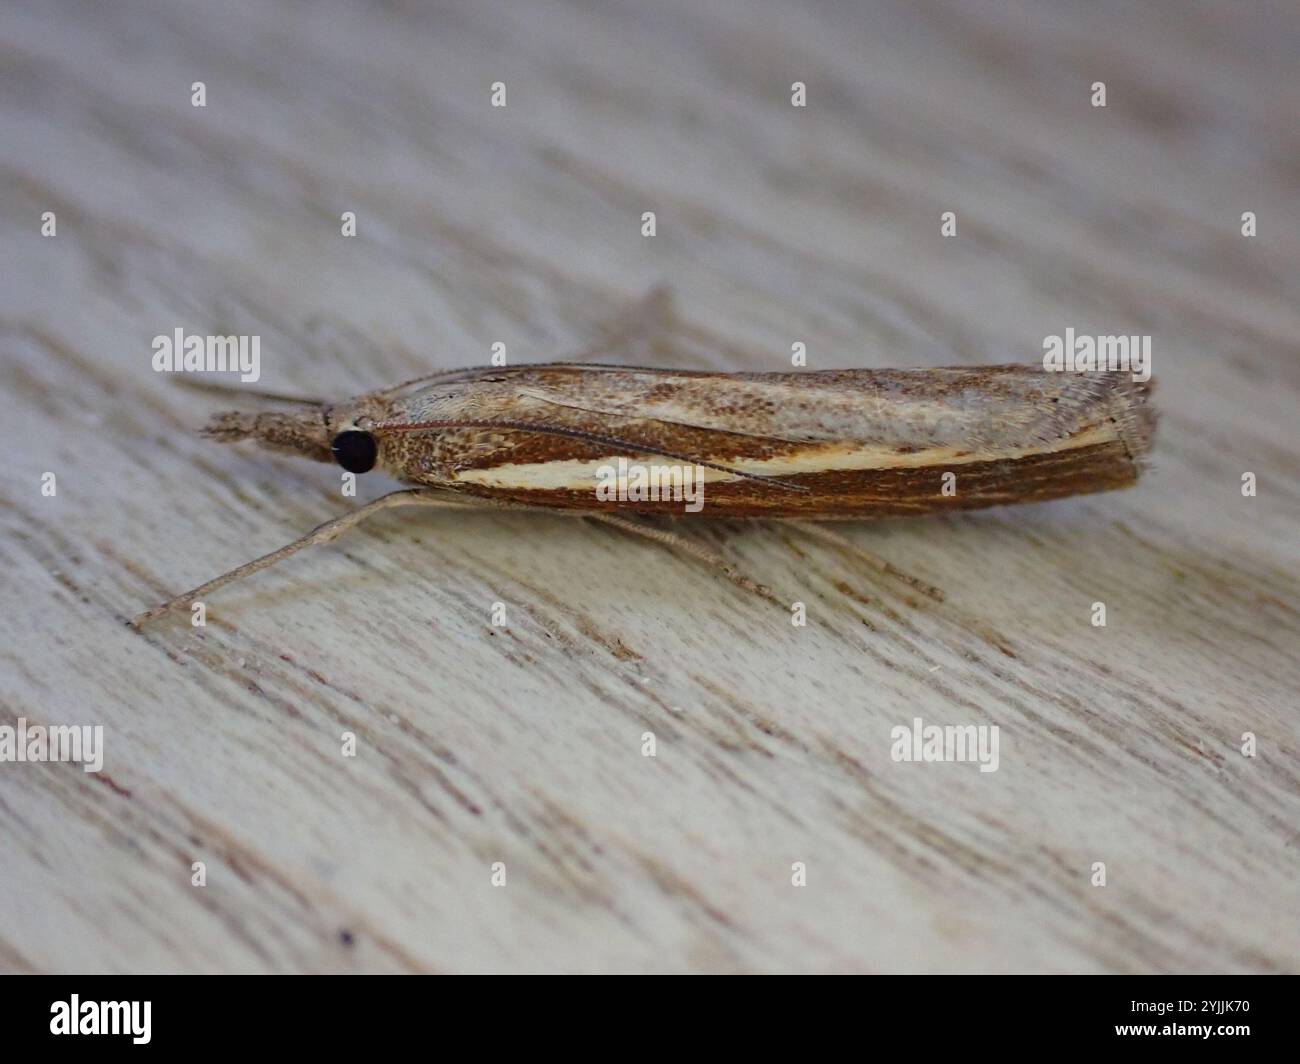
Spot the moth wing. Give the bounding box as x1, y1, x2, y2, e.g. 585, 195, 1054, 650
377, 365, 816, 492
499, 365, 842, 446
376, 364, 1154, 518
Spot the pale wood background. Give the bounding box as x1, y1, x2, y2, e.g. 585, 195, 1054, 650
1, 0, 1297, 973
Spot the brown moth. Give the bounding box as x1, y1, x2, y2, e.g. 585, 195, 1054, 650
131, 361, 1155, 626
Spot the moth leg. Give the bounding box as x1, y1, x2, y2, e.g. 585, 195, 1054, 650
130, 489, 473, 627
788, 521, 945, 602
585, 514, 779, 605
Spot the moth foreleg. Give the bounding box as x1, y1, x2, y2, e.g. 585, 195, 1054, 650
129, 488, 474, 627
585, 513, 778, 606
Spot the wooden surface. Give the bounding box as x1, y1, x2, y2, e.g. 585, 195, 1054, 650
2, 0, 1298, 973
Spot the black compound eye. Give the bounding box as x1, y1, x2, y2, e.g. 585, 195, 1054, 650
331, 430, 377, 474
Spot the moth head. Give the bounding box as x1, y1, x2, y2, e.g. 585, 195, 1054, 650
199, 382, 416, 476
320, 394, 406, 474
203, 400, 398, 475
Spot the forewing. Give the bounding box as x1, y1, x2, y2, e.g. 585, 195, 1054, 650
377, 364, 1154, 517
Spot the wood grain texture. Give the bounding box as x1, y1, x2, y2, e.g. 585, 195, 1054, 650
1, 0, 1298, 973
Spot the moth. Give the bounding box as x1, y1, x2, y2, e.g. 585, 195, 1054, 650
130, 354, 1155, 626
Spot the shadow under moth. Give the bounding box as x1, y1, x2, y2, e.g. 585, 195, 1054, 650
131, 315, 1155, 626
